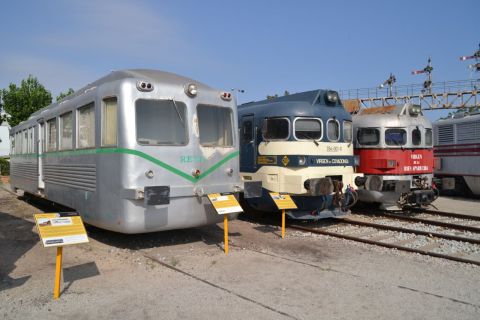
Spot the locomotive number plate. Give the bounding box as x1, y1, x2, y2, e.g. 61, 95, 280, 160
144, 186, 170, 205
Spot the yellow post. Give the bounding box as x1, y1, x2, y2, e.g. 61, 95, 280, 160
54, 246, 63, 299
224, 215, 229, 255
282, 209, 285, 239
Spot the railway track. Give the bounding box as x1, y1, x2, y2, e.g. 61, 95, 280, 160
288, 209, 480, 266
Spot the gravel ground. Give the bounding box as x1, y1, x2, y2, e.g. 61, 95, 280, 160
1, 186, 480, 319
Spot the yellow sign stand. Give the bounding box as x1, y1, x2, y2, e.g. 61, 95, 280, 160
269, 193, 297, 239
207, 193, 243, 254
34, 212, 89, 299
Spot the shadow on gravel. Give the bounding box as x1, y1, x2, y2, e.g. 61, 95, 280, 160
61, 261, 100, 295
0, 212, 37, 292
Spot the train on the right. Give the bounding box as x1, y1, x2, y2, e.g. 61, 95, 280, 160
433, 111, 480, 196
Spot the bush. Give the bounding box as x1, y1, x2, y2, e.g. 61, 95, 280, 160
0, 158, 10, 175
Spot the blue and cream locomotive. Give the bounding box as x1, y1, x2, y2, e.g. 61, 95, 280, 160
238, 90, 362, 219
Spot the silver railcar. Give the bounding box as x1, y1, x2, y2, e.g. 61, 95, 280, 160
9, 69, 244, 233
434, 111, 480, 196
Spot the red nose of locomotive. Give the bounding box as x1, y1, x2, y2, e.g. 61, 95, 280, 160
355, 149, 434, 175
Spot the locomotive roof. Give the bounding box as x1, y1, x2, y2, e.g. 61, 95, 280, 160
357, 105, 405, 115
238, 89, 349, 119
352, 103, 432, 128
29, 69, 210, 118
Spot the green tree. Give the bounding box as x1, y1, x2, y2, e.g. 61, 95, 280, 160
0, 75, 52, 127
56, 88, 75, 102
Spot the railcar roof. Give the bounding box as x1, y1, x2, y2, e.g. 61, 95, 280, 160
357, 105, 404, 115
29, 69, 208, 118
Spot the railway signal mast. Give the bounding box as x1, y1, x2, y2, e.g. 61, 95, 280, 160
459, 43, 480, 80
412, 57, 433, 94
379, 73, 396, 97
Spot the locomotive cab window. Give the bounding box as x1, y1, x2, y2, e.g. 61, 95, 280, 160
102, 97, 117, 146
385, 128, 406, 146
294, 118, 322, 140
343, 121, 352, 143
242, 120, 253, 143
77, 103, 95, 149
46, 118, 57, 152
136, 99, 187, 145
197, 104, 233, 147
412, 128, 421, 146
60, 112, 73, 150
357, 128, 380, 146
262, 117, 289, 140
327, 119, 339, 141
425, 128, 433, 146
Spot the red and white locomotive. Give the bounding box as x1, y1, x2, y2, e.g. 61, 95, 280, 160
352, 103, 437, 209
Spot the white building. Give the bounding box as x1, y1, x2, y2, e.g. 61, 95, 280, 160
0, 121, 10, 157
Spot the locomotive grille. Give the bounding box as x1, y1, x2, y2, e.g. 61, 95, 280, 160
437, 125, 454, 144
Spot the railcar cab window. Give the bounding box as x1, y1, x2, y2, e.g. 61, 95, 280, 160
197, 104, 233, 147
136, 99, 187, 145
327, 119, 339, 141
425, 128, 433, 146
77, 103, 95, 149
357, 128, 380, 146
294, 118, 322, 140
385, 128, 406, 146
46, 118, 57, 152
343, 121, 352, 143
412, 127, 421, 146
262, 117, 289, 140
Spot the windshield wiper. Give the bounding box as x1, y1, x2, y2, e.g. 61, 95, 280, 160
171, 99, 185, 127
297, 132, 319, 146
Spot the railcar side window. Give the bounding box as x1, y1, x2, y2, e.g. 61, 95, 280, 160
60, 112, 73, 150
327, 119, 339, 141
46, 118, 57, 152
197, 104, 233, 147
102, 97, 117, 146
357, 128, 380, 145
242, 120, 253, 143
294, 118, 322, 140
77, 103, 95, 149
22, 130, 28, 154
385, 128, 406, 146
14, 133, 20, 154
425, 128, 433, 146
343, 121, 352, 143
412, 128, 421, 146
262, 118, 289, 140
136, 99, 187, 145
29, 127, 34, 153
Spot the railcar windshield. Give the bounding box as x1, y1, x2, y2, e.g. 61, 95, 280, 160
136, 99, 187, 145
385, 128, 406, 146
343, 121, 352, 143
263, 117, 289, 140
327, 119, 339, 141
294, 118, 322, 140
357, 128, 380, 146
197, 104, 233, 147
425, 128, 433, 146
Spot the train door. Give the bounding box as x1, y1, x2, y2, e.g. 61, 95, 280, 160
37, 122, 45, 189
240, 114, 256, 172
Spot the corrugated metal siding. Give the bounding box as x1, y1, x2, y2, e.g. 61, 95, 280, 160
44, 163, 96, 192
437, 125, 454, 144
10, 162, 37, 181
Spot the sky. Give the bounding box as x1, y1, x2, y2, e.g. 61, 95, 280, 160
0, 0, 478, 122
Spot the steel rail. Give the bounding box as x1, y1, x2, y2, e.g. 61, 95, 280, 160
289, 224, 480, 266
407, 208, 480, 222
334, 217, 480, 245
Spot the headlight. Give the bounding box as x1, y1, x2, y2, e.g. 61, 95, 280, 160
325, 90, 339, 105
408, 104, 421, 116
298, 156, 307, 166
185, 83, 198, 97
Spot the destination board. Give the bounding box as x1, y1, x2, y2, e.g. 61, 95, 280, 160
207, 193, 243, 215
34, 212, 89, 247
269, 193, 297, 210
